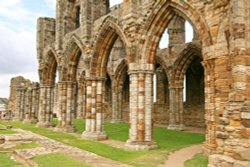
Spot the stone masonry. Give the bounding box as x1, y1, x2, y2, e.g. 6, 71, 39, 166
9, 0, 250, 166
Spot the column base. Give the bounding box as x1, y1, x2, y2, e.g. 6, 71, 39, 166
203, 143, 217, 156
54, 125, 75, 133
125, 140, 158, 151
82, 131, 108, 141
36, 122, 54, 128
167, 124, 185, 131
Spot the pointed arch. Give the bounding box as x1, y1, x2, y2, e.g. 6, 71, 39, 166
155, 55, 171, 82
62, 36, 83, 81
114, 59, 129, 89
140, 0, 212, 63
39, 48, 58, 85
172, 43, 202, 87
90, 16, 130, 77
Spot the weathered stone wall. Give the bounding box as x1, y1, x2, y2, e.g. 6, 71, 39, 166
7, 76, 32, 112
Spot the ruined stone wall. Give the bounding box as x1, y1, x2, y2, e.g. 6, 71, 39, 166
7, 76, 32, 112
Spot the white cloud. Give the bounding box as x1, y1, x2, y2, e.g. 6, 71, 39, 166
0, 0, 49, 98
0, 0, 21, 7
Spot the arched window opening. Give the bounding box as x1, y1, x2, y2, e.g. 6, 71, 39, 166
121, 74, 130, 121
153, 64, 169, 125
185, 21, 194, 43
183, 57, 205, 128
105, 75, 112, 104
75, 5, 81, 28
159, 29, 169, 49
110, 0, 123, 8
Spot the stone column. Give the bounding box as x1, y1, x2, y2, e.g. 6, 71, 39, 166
111, 88, 118, 123
37, 85, 54, 127
126, 70, 157, 150
18, 87, 26, 121
82, 78, 107, 140
23, 87, 32, 123
56, 81, 75, 132
14, 87, 22, 121
168, 86, 184, 130
76, 81, 85, 119
111, 84, 122, 123
30, 83, 39, 123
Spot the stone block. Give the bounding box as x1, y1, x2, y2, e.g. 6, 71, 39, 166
242, 119, 250, 128
221, 161, 233, 167
236, 148, 250, 161
233, 161, 250, 167
230, 120, 241, 127
241, 112, 250, 119
209, 154, 221, 165
217, 132, 229, 139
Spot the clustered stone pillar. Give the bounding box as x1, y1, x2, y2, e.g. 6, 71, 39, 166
76, 81, 86, 119
126, 67, 157, 150
82, 78, 107, 140
23, 87, 32, 123
168, 86, 185, 130
14, 86, 26, 121
30, 83, 40, 123
56, 81, 75, 132
14, 83, 40, 122
111, 85, 122, 123
23, 83, 40, 123
37, 85, 54, 127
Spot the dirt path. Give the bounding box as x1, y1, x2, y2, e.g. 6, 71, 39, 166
158, 144, 203, 167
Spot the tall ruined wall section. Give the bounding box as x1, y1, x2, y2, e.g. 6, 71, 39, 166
7, 76, 32, 112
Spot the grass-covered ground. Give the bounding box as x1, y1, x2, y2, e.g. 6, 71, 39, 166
33, 153, 90, 167
0, 153, 21, 167
0, 129, 16, 134
184, 153, 208, 167
0, 120, 205, 167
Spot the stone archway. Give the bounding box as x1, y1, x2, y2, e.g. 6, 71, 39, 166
56, 39, 82, 132
37, 49, 58, 128
82, 18, 131, 140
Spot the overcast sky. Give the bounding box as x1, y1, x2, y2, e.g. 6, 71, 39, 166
0, 0, 123, 98
0, 0, 192, 98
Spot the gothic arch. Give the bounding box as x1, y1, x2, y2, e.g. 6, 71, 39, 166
90, 17, 130, 77
172, 44, 202, 87
61, 37, 83, 81
114, 59, 129, 90
140, 0, 212, 63
155, 56, 171, 82
39, 48, 58, 85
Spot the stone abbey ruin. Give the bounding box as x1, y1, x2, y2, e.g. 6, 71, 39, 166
5, 0, 250, 166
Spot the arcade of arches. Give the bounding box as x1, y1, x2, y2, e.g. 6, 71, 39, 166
8, 0, 250, 166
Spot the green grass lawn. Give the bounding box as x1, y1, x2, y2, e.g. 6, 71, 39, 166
33, 153, 90, 167
184, 153, 208, 167
0, 153, 21, 167
0, 120, 205, 167
13, 141, 40, 150
0, 129, 16, 134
